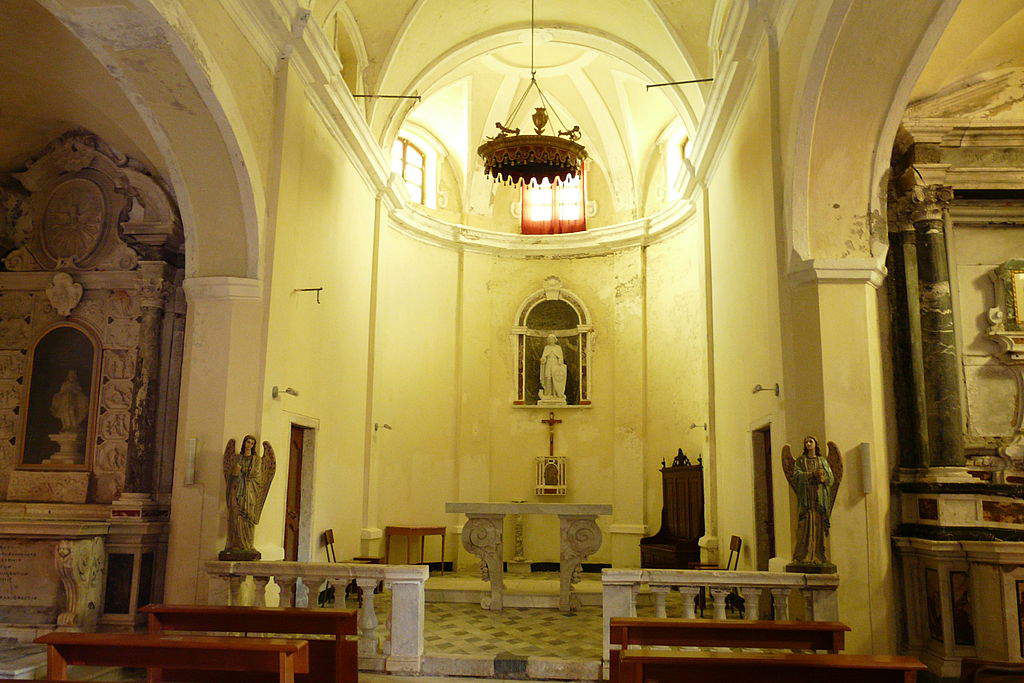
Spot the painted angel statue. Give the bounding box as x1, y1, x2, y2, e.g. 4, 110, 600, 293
781, 436, 843, 573
219, 435, 276, 561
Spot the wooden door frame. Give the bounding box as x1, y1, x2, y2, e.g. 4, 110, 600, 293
750, 419, 777, 572
282, 412, 318, 564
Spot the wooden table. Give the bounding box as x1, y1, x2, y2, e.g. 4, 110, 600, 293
36, 632, 309, 683
384, 525, 446, 574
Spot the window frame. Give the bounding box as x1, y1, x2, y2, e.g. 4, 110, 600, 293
392, 136, 427, 205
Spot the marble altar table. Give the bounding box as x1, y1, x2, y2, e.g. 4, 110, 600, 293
445, 502, 612, 611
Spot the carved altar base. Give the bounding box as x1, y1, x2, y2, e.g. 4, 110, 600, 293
446, 502, 612, 612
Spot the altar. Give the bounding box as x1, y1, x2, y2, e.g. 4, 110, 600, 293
446, 502, 612, 612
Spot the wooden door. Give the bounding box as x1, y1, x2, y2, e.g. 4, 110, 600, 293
284, 424, 304, 563
752, 426, 776, 571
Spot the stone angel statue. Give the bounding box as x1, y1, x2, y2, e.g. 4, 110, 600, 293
781, 436, 842, 573
219, 435, 276, 561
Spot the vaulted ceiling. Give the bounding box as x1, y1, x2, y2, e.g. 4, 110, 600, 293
307, 0, 716, 216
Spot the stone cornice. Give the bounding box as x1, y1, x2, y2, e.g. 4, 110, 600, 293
183, 276, 262, 302
387, 198, 697, 257
787, 258, 888, 289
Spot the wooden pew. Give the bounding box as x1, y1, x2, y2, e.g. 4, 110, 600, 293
619, 649, 926, 682
141, 604, 358, 683
960, 658, 1024, 681
609, 618, 850, 682
35, 632, 309, 683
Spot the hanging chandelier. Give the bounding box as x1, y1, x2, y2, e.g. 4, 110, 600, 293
477, 0, 587, 187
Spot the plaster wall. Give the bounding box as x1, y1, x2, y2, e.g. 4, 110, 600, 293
255, 66, 376, 566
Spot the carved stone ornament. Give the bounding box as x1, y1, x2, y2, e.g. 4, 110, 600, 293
558, 516, 601, 611
5, 130, 182, 272
55, 536, 105, 629
459, 515, 505, 610
987, 260, 1024, 468
45, 272, 83, 317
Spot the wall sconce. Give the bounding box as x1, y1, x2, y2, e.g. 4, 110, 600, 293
272, 386, 299, 399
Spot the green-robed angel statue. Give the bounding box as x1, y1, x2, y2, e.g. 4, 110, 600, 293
782, 436, 842, 574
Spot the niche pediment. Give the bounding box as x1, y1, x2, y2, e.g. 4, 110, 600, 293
3, 130, 182, 272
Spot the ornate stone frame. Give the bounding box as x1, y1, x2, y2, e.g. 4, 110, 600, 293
512, 276, 593, 407
16, 320, 102, 472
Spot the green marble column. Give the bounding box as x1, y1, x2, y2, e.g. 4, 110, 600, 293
908, 184, 964, 468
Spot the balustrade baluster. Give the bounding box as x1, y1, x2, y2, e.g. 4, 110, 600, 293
355, 577, 380, 656
677, 586, 700, 619
650, 585, 670, 618
277, 576, 297, 608
770, 587, 791, 620
252, 576, 270, 607
227, 575, 244, 606
709, 587, 730, 620
738, 587, 762, 620
302, 576, 326, 608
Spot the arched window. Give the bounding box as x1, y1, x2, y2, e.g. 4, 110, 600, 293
521, 171, 586, 235
391, 137, 426, 204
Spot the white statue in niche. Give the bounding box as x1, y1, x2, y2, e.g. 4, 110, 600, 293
46, 370, 90, 464
538, 334, 568, 406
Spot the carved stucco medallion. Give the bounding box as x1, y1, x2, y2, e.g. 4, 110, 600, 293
42, 179, 105, 266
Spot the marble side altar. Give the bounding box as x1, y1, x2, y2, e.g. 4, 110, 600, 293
446, 502, 612, 611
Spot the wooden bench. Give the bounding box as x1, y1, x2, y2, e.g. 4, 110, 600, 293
960, 658, 1024, 681
619, 649, 926, 682
609, 618, 850, 682
35, 632, 309, 683
141, 603, 358, 682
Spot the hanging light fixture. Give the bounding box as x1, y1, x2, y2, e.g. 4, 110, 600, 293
477, 0, 587, 186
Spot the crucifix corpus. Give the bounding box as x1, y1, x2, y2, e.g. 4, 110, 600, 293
540, 411, 562, 457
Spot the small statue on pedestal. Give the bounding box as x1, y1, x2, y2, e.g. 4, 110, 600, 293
46, 370, 89, 465
782, 436, 843, 574
220, 435, 276, 561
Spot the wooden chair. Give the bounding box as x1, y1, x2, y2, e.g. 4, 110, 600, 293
141, 604, 357, 682
609, 617, 849, 683
35, 632, 309, 683
618, 650, 926, 682
960, 658, 1024, 681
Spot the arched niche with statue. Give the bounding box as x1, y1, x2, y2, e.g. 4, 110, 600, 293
512, 276, 593, 407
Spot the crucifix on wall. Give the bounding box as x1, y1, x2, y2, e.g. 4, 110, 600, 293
536, 412, 567, 495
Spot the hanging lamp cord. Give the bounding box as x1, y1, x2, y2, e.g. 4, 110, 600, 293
501, 0, 571, 133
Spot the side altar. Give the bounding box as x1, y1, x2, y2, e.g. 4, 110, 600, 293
446, 502, 612, 612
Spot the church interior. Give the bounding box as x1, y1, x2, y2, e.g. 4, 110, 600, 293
1, 0, 1023, 681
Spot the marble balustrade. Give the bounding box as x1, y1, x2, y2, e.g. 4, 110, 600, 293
601, 568, 840, 661
204, 560, 428, 674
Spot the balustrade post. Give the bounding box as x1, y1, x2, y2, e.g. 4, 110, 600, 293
801, 587, 839, 622
709, 587, 730, 620
355, 577, 380, 657
650, 585, 670, 618
738, 587, 762, 620
601, 570, 640, 663
206, 574, 230, 605
677, 586, 700, 619
252, 576, 270, 607
770, 588, 791, 620
386, 578, 425, 673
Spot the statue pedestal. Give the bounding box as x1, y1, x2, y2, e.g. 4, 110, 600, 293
786, 561, 837, 574
537, 398, 567, 407
218, 548, 261, 561
43, 432, 81, 466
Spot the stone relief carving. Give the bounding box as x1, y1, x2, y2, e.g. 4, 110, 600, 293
46, 273, 84, 317
95, 441, 127, 472
101, 380, 132, 410
6, 470, 90, 503
103, 349, 134, 379
558, 516, 602, 611
99, 412, 130, 441
460, 515, 505, 609
0, 381, 21, 408
55, 536, 105, 629
0, 351, 24, 379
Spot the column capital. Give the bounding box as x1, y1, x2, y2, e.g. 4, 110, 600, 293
900, 184, 953, 224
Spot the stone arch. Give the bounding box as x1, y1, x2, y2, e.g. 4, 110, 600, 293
785, 0, 959, 268
36, 0, 263, 279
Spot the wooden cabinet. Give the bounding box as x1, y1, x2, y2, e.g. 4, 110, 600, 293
640, 464, 705, 568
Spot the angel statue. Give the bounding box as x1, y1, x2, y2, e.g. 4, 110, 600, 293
781, 436, 843, 573
219, 435, 276, 561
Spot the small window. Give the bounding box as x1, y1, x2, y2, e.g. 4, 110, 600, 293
521, 172, 585, 235
391, 137, 426, 204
